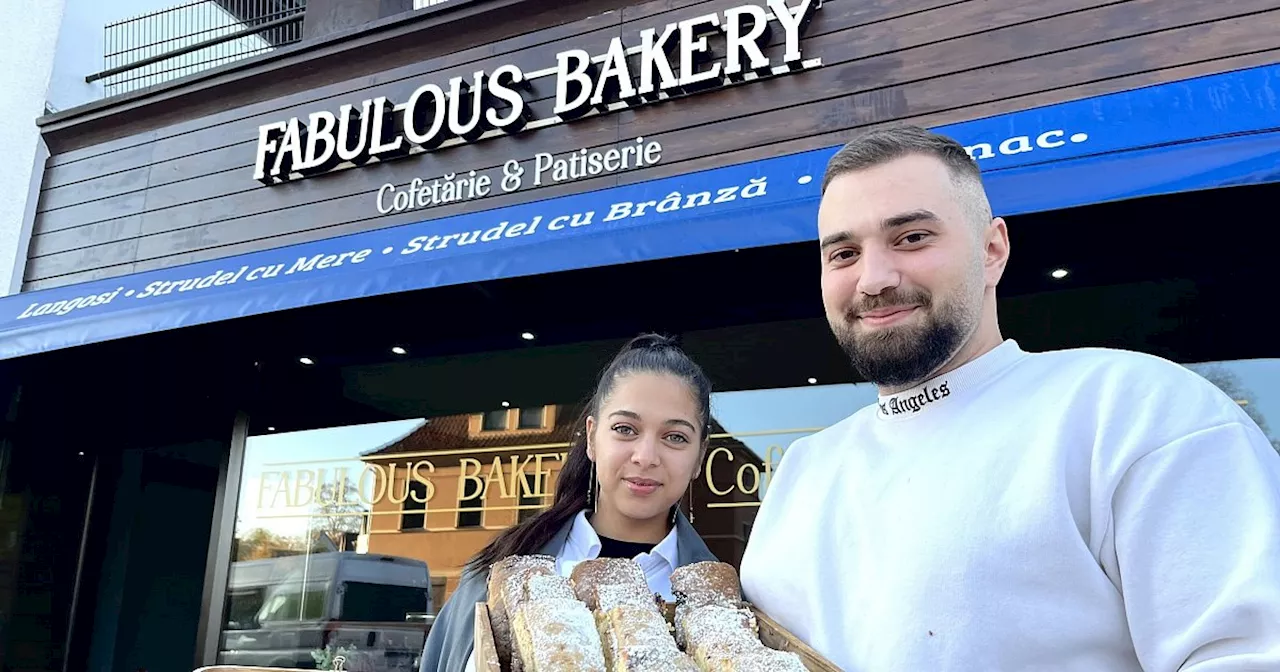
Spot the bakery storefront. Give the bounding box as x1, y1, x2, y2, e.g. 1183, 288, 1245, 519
2, 0, 1279, 670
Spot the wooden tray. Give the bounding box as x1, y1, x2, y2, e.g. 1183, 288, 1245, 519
475, 600, 839, 672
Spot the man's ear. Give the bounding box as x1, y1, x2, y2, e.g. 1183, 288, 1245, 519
985, 216, 1011, 288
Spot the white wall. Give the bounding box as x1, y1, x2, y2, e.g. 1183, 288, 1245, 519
0, 0, 66, 296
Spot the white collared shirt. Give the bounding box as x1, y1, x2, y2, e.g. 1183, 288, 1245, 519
462, 511, 680, 672
557, 510, 681, 600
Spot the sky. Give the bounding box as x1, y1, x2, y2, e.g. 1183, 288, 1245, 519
234, 356, 1280, 540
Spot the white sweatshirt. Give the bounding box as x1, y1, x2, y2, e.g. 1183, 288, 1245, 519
740, 340, 1280, 671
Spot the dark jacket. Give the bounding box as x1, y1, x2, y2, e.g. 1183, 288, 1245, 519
418, 511, 717, 672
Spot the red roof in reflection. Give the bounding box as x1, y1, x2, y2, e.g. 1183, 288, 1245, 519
363, 405, 581, 458
361, 403, 760, 466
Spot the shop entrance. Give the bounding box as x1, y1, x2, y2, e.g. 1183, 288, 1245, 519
0, 341, 239, 672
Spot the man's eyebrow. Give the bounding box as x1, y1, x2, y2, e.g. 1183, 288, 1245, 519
882, 209, 940, 230
819, 231, 852, 250
820, 210, 941, 250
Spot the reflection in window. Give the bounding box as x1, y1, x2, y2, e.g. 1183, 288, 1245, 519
458, 482, 485, 528
1185, 359, 1280, 454
339, 581, 428, 623
402, 481, 428, 530
518, 406, 545, 429
225, 588, 266, 630
481, 410, 508, 431
257, 582, 328, 623
517, 473, 541, 523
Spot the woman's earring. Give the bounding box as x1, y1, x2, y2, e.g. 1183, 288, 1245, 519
588, 467, 598, 513
687, 486, 695, 525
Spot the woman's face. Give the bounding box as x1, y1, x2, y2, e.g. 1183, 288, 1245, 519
586, 371, 705, 526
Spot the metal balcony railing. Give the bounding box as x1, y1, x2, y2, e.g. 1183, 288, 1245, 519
89, 0, 307, 98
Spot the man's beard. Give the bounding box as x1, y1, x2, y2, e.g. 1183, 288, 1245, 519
832, 289, 971, 389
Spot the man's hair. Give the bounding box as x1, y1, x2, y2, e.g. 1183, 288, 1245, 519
821, 125, 992, 226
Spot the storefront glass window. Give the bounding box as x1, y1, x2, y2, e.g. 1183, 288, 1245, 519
215, 316, 1274, 670
218, 351, 1278, 671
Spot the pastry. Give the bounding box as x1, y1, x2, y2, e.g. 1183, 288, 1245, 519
597, 604, 698, 672
511, 596, 608, 672
524, 573, 577, 602
724, 647, 810, 671
570, 558, 652, 611
676, 603, 761, 666
670, 561, 742, 608
488, 554, 556, 672
596, 582, 661, 615
671, 561, 746, 650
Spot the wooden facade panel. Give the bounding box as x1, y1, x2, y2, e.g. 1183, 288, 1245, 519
35, 191, 148, 236
37, 166, 150, 213
41, 143, 157, 195
29, 0, 1170, 243
21, 45, 1280, 293
25, 238, 141, 283
30, 8, 1277, 285
29, 216, 144, 259
30, 0, 1268, 252
32, 0, 1100, 228
25, 0, 1280, 287
23, 0, 1120, 255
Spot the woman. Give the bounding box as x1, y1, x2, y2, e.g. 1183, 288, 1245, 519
418, 333, 719, 672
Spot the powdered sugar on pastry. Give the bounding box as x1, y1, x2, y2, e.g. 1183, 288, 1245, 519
602, 605, 696, 672
488, 555, 556, 672
731, 646, 810, 671
596, 582, 659, 614
670, 561, 741, 608
513, 597, 607, 672
570, 558, 651, 611
525, 573, 576, 602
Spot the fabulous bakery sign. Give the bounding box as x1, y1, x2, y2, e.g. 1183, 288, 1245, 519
252, 0, 822, 185
254, 443, 789, 516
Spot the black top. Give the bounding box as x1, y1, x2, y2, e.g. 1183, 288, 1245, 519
598, 535, 657, 559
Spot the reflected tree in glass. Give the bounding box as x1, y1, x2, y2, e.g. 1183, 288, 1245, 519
1192, 365, 1280, 454
310, 478, 368, 551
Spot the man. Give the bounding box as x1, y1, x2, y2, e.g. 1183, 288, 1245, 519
739, 125, 1280, 671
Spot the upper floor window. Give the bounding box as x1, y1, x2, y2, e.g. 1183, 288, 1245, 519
517, 406, 545, 429
478, 406, 548, 432
481, 409, 508, 432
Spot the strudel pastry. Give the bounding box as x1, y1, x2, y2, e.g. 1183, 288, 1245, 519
511, 596, 608, 672
670, 561, 742, 608
677, 602, 808, 671
570, 557, 653, 611
597, 603, 699, 672
488, 554, 555, 672
670, 561, 745, 650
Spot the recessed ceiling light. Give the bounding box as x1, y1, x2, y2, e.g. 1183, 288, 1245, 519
807, 377, 818, 385
1050, 268, 1070, 279
78, 451, 85, 456
501, 401, 511, 408
391, 346, 407, 355
520, 331, 536, 341
267, 426, 276, 432
299, 356, 315, 366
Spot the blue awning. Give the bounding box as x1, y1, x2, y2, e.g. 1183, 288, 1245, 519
2, 62, 1278, 361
